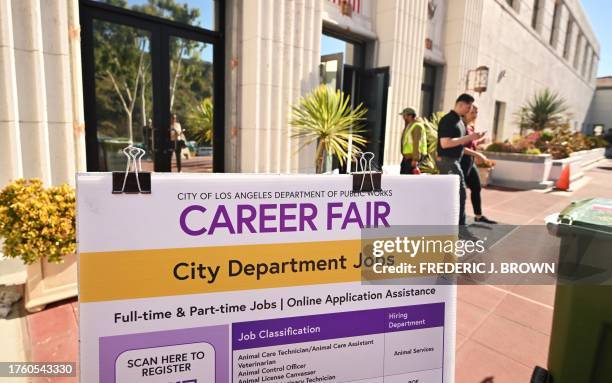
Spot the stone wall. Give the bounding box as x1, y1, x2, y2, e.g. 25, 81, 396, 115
470, 0, 599, 141
0, 0, 85, 187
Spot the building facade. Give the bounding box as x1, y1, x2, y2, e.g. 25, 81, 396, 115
0, 0, 601, 188
585, 76, 612, 135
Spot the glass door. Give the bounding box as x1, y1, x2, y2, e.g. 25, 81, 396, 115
355, 67, 390, 170
87, 18, 154, 171
168, 34, 214, 172
80, 0, 224, 172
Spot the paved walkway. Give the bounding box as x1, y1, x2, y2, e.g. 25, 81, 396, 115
455, 158, 612, 383
4, 159, 611, 382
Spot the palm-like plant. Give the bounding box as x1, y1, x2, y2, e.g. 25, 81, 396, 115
188, 98, 213, 145
517, 88, 570, 133
290, 85, 368, 173
420, 111, 445, 174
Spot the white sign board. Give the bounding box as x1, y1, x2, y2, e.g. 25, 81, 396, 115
77, 173, 459, 382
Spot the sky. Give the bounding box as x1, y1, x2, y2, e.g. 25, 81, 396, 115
580, 1, 611, 77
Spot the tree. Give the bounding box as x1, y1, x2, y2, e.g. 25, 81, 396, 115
131, 0, 204, 113
516, 88, 571, 134
94, 0, 207, 144
94, 18, 149, 144
290, 85, 368, 173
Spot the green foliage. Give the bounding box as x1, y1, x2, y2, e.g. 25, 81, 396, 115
420, 111, 445, 174
94, 0, 212, 147
516, 88, 570, 132
188, 98, 213, 145
0, 179, 76, 265
538, 125, 605, 159
485, 142, 507, 153
486, 126, 606, 159
525, 148, 542, 155
586, 135, 608, 149
290, 85, 368, 173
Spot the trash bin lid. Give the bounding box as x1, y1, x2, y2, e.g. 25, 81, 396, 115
557, 198, 612, 234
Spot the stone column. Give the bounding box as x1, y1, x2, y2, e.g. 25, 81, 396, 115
41, 0, 76, 185
375, 0, 429, 166
0, 0, 23, 186
233, 0, 322, 173
67, 0, 87, 173
11, 0, 52, 184
441, 0, 484, 109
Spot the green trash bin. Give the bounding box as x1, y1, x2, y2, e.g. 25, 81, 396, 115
545, 198, 612, 383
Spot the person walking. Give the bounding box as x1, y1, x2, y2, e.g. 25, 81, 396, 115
436, 93, 484, 226
170, 114, 185, 172
399, 107, 428, 174
461, 105, 497, 224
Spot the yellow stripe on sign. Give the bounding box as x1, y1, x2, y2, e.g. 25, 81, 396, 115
79, 240, 363, 302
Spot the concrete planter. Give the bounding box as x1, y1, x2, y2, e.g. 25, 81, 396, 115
25, 253, 77, 312
571, 148, 605, 168
483, 151, 553, 189
549, 148, 606, 182
549, 155, 583, 183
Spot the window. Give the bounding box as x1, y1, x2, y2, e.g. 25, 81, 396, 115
549, 1, 561, 47
563, 18, 573, 59
505, 0, 520, 12
531, 0, 541, 30
573, 33, 582, 69
92, 0, 218, 31
421, 64, 437, 119
582, 45, 590, 77
492, 101, 505, 141
81, 1, 225, 172
589, 52, 597, 80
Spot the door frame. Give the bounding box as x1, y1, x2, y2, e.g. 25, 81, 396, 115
79, 0, 225, 172
358, 66, 390, 168
320, 53, 344, 91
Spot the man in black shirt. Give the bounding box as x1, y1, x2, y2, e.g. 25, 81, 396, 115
437, 93, 484, 226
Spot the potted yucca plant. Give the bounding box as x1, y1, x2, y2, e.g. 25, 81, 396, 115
290, 85, 368, 173
0, 179, 77, 312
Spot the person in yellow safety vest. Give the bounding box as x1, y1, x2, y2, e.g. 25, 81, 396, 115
399, 107, 428, 174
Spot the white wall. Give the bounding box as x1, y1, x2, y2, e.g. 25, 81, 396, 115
472, 0, 599, 141
226, 0, 323, 173
375, 0, 428, 167
441, 0, 484, 111
424, 0, 447, 65
586, 86, 612, 134
0, 0, 85, 188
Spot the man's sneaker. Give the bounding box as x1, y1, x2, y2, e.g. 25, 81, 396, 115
475, 216, 497, 224
459, 226, 480, 241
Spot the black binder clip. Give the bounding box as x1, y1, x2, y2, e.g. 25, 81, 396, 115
352, 152, 382, 192
112, 146, 151, 194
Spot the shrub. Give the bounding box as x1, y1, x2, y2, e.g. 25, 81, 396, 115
0, 179, 76, 264
485, 126, 604, 159
485, 139, 538, 154
485, 142, 509, 153
586, 135, 608, 149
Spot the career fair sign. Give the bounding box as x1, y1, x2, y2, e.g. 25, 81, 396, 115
77, 173, 459, 383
